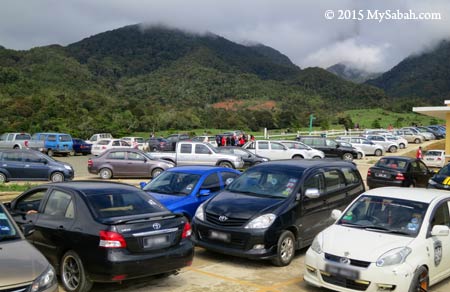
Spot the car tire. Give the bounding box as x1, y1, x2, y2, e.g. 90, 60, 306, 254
399, 143, 406, 149
99, 168, 113, 179
61, 250, 93, 292
271, 230, 295, 267
357, 152, 363, 159
414, 138, 421, 144
47, 149, 54, 157
69, 150, 75, 156
292, 155, 303, 159
151, 167, 163, 178
152, 147, 157, 152
342, 153, 354, 161
13, 145, 20, 149
408, 266, 429, 292
374, 149, 383, 156
388, 146, 398, 153
50, 172, 64, 182
218, 161, 233, 168
0, 172, 7, 183
312, 156, 322, 159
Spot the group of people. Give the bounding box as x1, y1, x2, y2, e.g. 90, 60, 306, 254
215, 134, 255, 147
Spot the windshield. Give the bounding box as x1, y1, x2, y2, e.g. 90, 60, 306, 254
227, 168, 301, 198
337, 195, 428, 237
144, 171, 201, 196
0, 205, 19, 242
439, 164, 450, 176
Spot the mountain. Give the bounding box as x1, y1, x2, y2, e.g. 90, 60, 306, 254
366, 40, 450, 104
327, 63, 381, 84
0, 24, 388, 136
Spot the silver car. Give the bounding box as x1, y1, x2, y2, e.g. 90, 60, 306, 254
364, 134, 399, 153
337, 136, 384, 156
0, 203, 58, 292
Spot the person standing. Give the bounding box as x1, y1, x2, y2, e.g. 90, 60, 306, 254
416, 146, 423, 159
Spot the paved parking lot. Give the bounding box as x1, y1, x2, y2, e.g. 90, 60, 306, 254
12, 142, 450, 291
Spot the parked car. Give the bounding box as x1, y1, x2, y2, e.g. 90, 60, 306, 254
243, 140, 325, 160
91, 139, 132, 156
142, 166, 241, 220
0, 203, 58, 292
394, 129, 425, 144
364, 134, 399, 153
275, 140, 325, 159
121, 136, 145, 150
0, 149, 74, 183
427, 161, 450, 190
336, 141, 365, 159
192, 136, 218, 147
419, 126, 444, 139
401, 127, 435, 141
423, 149, 446, 168
72, 138, 92, 155
336, 136, 384, 156
7, 181, 194, 292
216, 146, 269, 168
385, 134, 408, 149
367, 156, 435, 189
88, 148, 175, 179
304, 187, 450, 292
191, 159, 365, 266
30, 132, 74, 156
166, 134, 190, 151
296, 136, 358, 161
0, 132, 32, 149
426, 125, 446, 137
85, 133, 113, 144
144, 137, 173, 152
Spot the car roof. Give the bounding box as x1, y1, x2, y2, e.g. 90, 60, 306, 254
378, 156, 415, 162
166, 166, 240, 175
252, 159, 356, 171
363, 187, 450, 204
43, 181, 139, 196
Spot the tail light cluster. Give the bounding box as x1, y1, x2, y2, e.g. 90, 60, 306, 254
99, 230, 127, 248
87, 159, 93, 168
182, 222, 192, 239
395, 172, 405, 181
367, 169, 371, 176
24, 140, 29, 147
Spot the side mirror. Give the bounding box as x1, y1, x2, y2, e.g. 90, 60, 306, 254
331, 209, 342, 221
431, 225, 449, 237
139, 182, 147, 189
305, 188, 320, 199
40, 158, 48, 164
21, 223, 35, 237
199, 189, 211, 196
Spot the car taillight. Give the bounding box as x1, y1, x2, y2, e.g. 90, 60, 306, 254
99, 230, 127, 248
395, 172, 405, 180
367, 169, 371, 176
182, 222, 192, 239
24, 140, 29, 147
87, 159, 93, 167
102, 146, 107, 149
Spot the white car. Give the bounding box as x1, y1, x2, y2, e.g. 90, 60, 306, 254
385, 135, 408, 149
276, 140, 325, 159
121, 136, 145, 150
304, 187, 450, 292
86, 133, 113, 144
423, 150, 446, 168
336, 136, 384, 157
91, 139, 132, 156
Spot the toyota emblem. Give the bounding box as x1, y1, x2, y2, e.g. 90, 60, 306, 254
218, 215, 228, 222
153, 223, 161, 230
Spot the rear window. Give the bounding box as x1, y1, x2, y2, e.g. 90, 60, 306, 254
376, 158, 407, 170
86, 189, 167, 218
97, 140, 110, 145
15, 134, 31, 140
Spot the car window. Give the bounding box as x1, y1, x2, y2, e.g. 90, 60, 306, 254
97, 140, 110, 145
112, 140, 121, 146
16, 134, 31, 140
121, 141, 131, 146
325, 139, 338, 147
15, 189, 47, 213
270, 142, 285, 150
128, 152, 145, 161
0, 206, 18, 238
342, 168, 361, 185
47, 135, 57, 142
59, 135, 72, 142
195, 144, 211, 154
324, 170, 345, 192
221, 172, 240, 186
246, 142, 256, 150
376, 158, 407, 170
304, 173, 325, 195
201, 173, 221, 192
180, 144, 192, 153
44, 190, 73, 218
3, 152, 22, 162
23, 152, 41, 163
107, 151, 125, 160
259, 142, 269, 150
430, 202, 450, 228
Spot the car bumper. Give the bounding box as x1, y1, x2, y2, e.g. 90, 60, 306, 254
304, 249, 414, 292
191, 218, 278, 260
87, 240, 194, 282
366, 178, 404, 189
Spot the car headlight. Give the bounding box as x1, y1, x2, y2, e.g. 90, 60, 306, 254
195, 203, 205, 221
310, 234, 323, 254
63, 165, 72, 170
262, 158, 269, 162
31, 265, 56, 292
245, 214, 276, 229
376, 247, 411, 267
428, 179, 437, 185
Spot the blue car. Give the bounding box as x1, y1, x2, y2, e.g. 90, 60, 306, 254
72, 138, 92, 155
142, 166, 241, 220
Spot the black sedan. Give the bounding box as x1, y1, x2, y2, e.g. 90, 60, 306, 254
216, 146, 269, 168
72, 138, 92, 155
7, 181, 194, 292
367, 156, 435, 189
428, 162, 450, 190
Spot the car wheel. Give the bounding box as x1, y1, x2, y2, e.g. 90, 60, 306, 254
312, 156, 322, 159
292, 155, 303, 160
357, 152, 363, 159
69, 150, 75, 156
408, 266, 429, 292
151, 168, 163, 178
218, 161, 233, 168
374, 149, 383, 156
399, 143, 406, 149
0, 172, 7, 183
13, 145, 20, 149
388, 146, 398, 153
271, 230, 295, 267
61, 250, 93, 292
50, 172, 64, 182
152, 147, 157, 152
342, 153, 354, 161
99, 168, 113, 179
47, 149, 54, 157
414, 138, 421, 144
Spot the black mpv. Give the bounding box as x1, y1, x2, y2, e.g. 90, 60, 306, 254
192, 160, 364, 266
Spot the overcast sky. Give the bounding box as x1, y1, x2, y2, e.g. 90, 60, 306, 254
0, 0, 449, 72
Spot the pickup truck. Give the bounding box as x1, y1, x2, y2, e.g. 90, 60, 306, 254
0, 133, 32, 149
149, 141, 244, 169
242, 140, 322, 160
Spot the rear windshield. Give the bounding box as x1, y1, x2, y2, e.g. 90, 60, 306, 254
15, 134, 31, 140
86, 189, 167, 218
375, 158, 407, 170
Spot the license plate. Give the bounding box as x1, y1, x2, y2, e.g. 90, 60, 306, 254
143, 235, 168, 248
375, 173, 388, 178
426, 158, 434, 161
325, 264, 359, 280
209, 230, 230, 242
